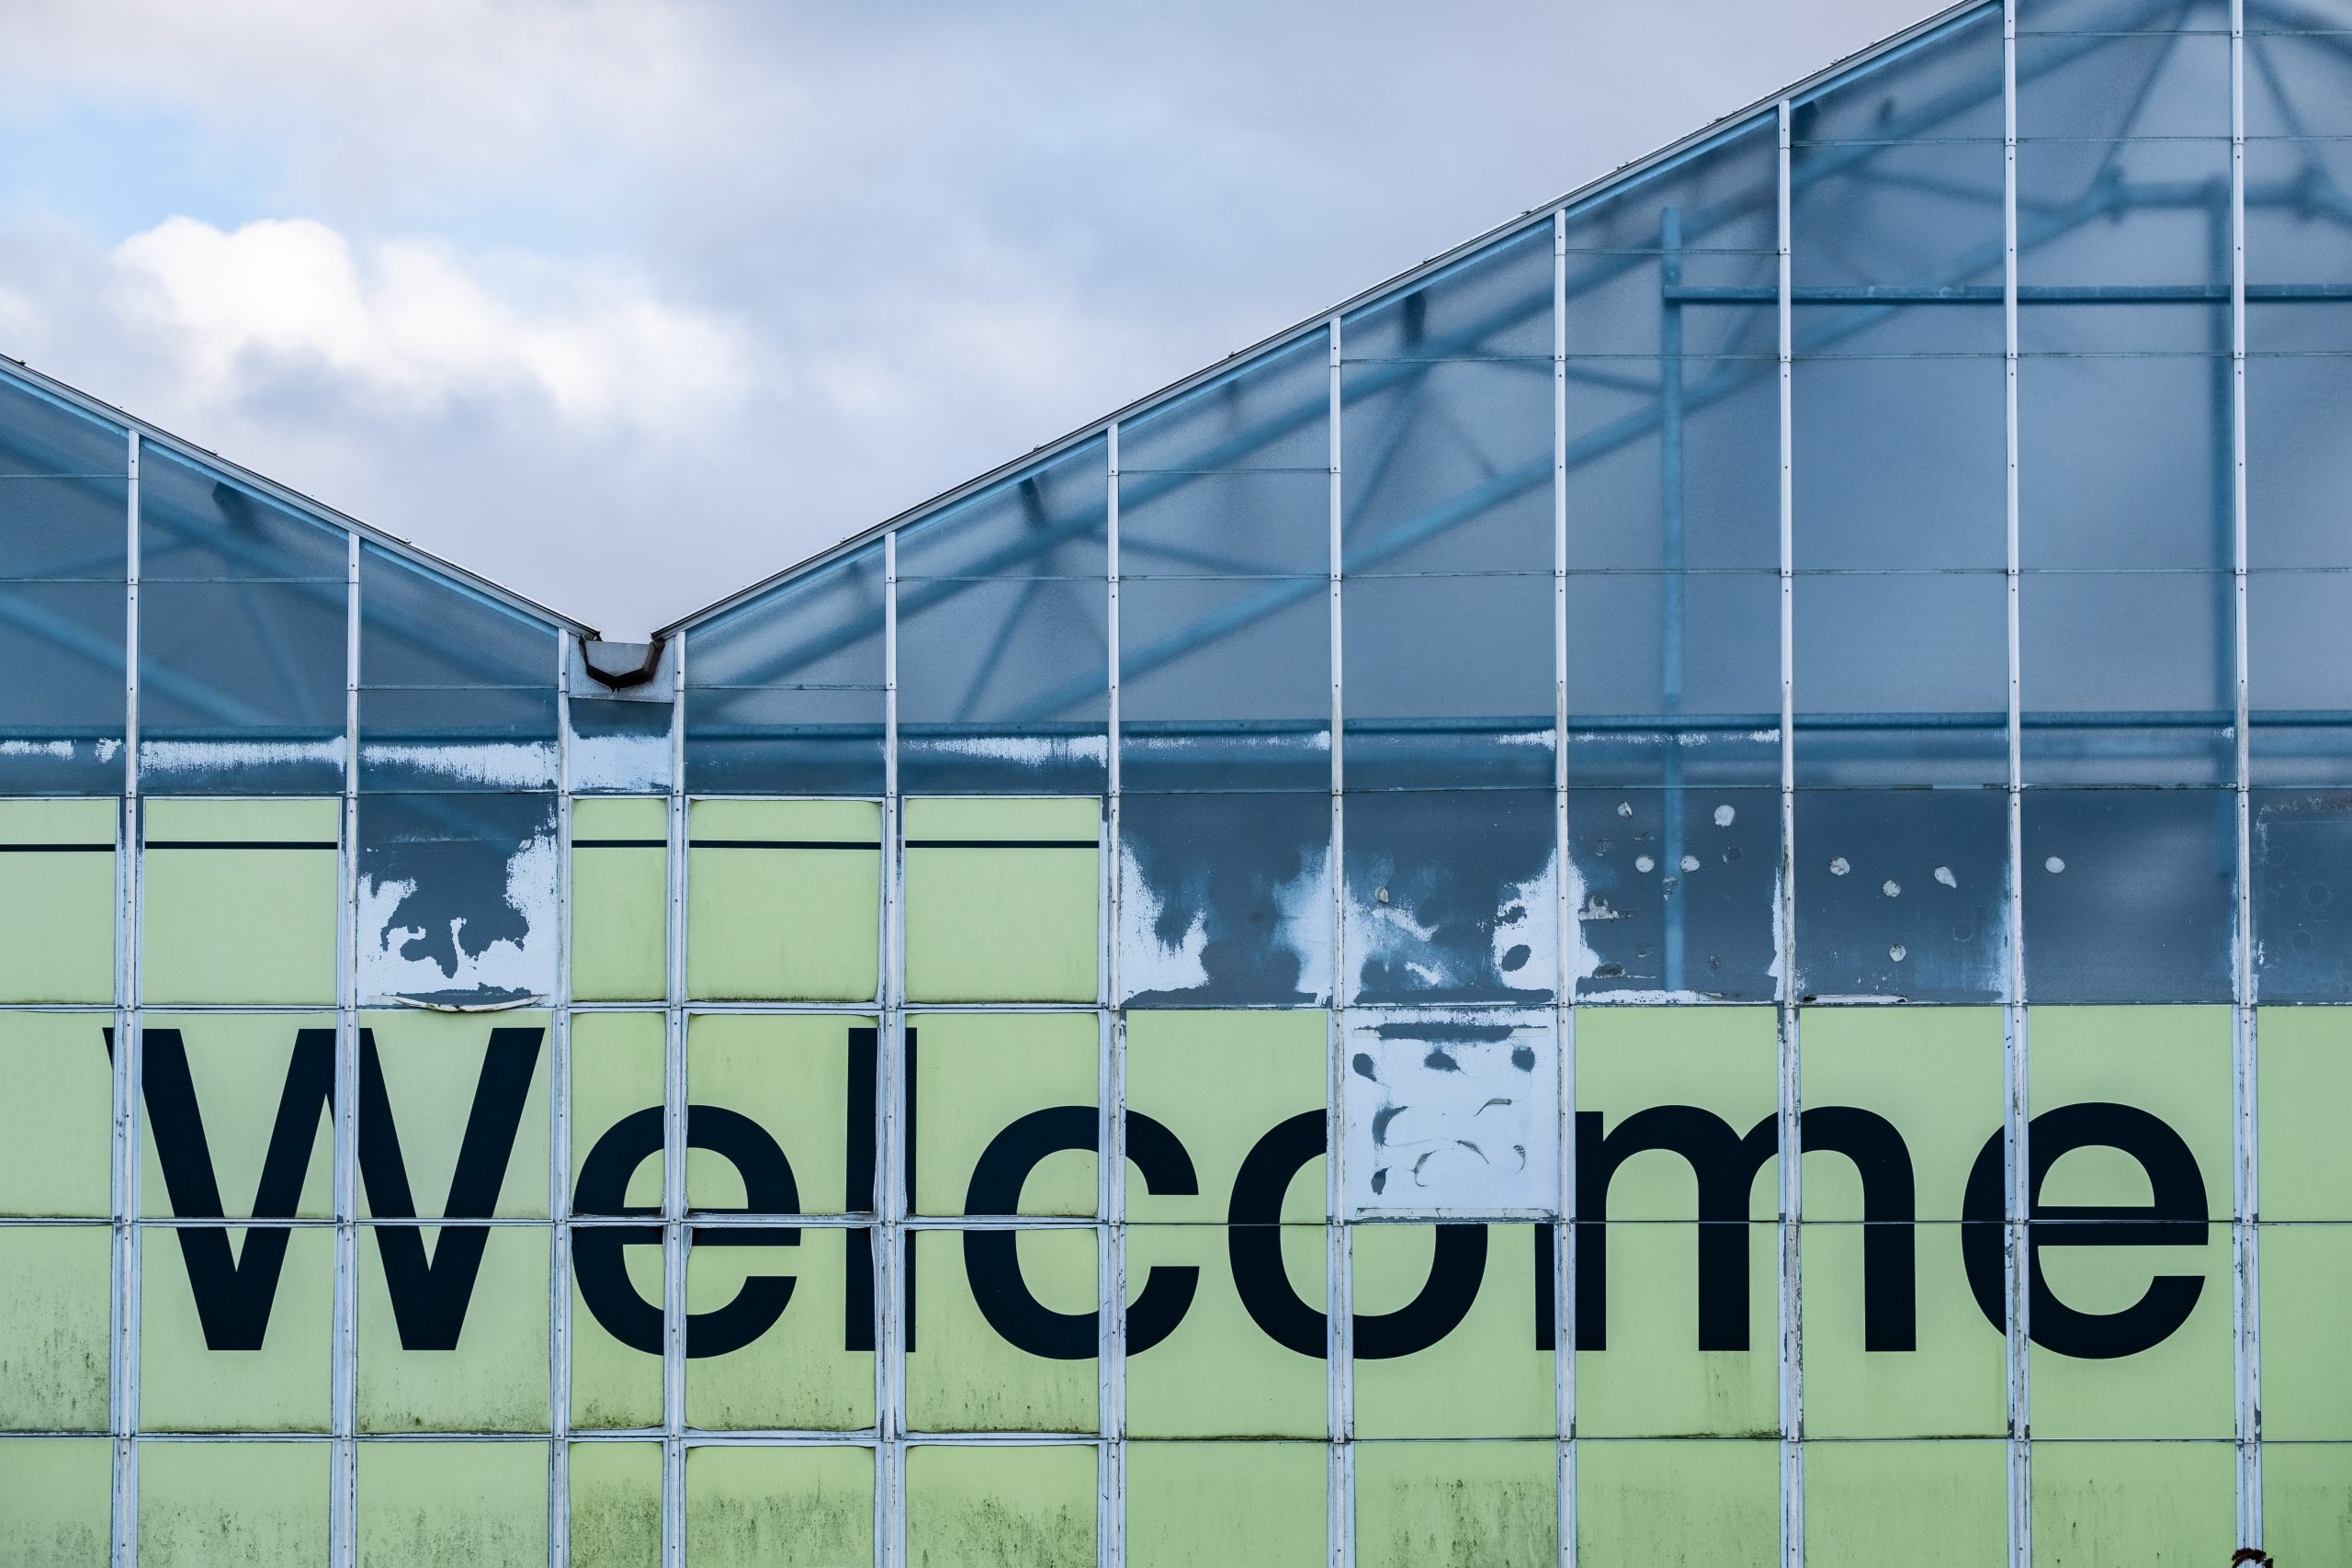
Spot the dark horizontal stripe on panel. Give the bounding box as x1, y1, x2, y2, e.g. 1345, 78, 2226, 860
904, 839, 1097, 850
571, 839, 669, 849
691, 839, 881, 851
0, 843, 115, 852
143, 840, 338, 852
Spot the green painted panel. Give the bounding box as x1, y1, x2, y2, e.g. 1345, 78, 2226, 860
140, 1224, 332, 1431
2264, 1441, 2352, 1565
908, 1227, 1097, 1433
913, 1011, 1097, 1219
141, 798, 339, 1006
356, 1440, 548, 1568
1356, 1438, 1557, 1568
688, 1012, 865, 1214
571, 1247, 663, 1430
0, 1226, 110, 1430
2258, 1006, 2352, 1221
903, 796, 1099, 1004
358, 1009, 550, 1220
2030, 1233, 2231, 1438
686, 1228, 874, 1429
1577, 1223, 1778, 1437
0, 1438, 112, 1567
1354, 1223, 1555, 1438
1577, 1438, 1777, 1568
570, 1441, 662, 1568
684, 1443, 874, 1568
1801, 1006, 2003, 1222
904, 1443, 1094, 1568
1802, 1223, 2007, 1437
2028, 1440, 2234, 1567
0, 799, 115, 1003
0, 1012, 112, 1216
358, 1224, 549, 1431
2027, 1007, 2232, 1211
1124, 1009, 1326, 1224
138, 1012, 334, 1221
1803, 1439, 2007, 1568
1125, 1441, 1326, 1568
1125, 1224, 1326, 1438
1577, 1006, 1780, 1222
571, 796, 667, 1002
139, 1440, 330, 1568
687, 798, 879, 1002
571, 1010, 666, 1212
2260, 1225, 2352, 1438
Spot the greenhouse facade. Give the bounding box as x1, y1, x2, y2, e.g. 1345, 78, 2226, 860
6, 0, 2352, 1562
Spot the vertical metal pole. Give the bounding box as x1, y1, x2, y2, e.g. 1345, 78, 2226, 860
552, 631, 576, 1568
110, 428, 141, 1568
2229, 0, 2260, 1548
2002, 9, 2033, 1567
1774, 99, 1803, 1568
334, 527, 361, 1568
662, 631, 689, 1568
1552, 204, 1576, 1568
1101, 423, 1125, 1568
879, 531, 904, 1568
1660, 205, 1689, 994
1326, 313, 1351, 1568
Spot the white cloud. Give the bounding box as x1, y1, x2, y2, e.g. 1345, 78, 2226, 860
107, 215, 749, 442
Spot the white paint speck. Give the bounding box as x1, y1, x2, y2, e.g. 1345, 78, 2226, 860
1634, 854, 1656, 874
1616, 800, 1634, 818
2045, 856, 2066, 874
1889, 944, 1908, 962
1934, 865, 1958, 888
1882, 880, 1901, 897
1679, 855, 1700, 874
1828, 856, 1850, 876
1713, 804, 1735, 827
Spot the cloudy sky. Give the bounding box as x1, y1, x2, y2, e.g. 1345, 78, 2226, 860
1, 0, 1929, 637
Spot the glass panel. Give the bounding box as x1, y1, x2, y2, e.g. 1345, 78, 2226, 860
2017, 22, 2233, 137
684, 540, 885, 795
0, 798, 115, 1003
570, 1235, 662, 1430
684, 1446, 874, 1567
1344, 223, 1553, 364
137, 1440, 330, 1567
0, 579, 124, 792
356, 1008, 551, 1222
1340, 789, 1557, 1006
1117, 791, 1331, 1007
141, 797, 340, 1006
1356, 1441, 1558, 1567
902, 797, 1099, 1005
570, 797, 666, 1003
1564, 571, 1781, 789
2246, 314, 2352, 569
2251, 570, 2352, 783
570, 1442, 661, 1566
138, 581, 345, 792
685, 799, 880, 1004
0, 1438, 114, 1564
2017, 335, 2233, 570
2245, 140, 2352, 285
0, 1227, 110, 1429
1577, 1439, 1778, 1562
1570, 785, 1781, 1001
571, 1011, 666, 1215
356, 793, 558, 1006
2029, 1444, 2235, 1564
906, 1230, 1099, 1432
1125, 1443, 1326, 1565
357, 1224, 549, 1430
1795, 789, 2010, 1001
1118, 573, 1328, 792
2019, 571, 2233, 784
1807, 1252, 2001, 1434
1794, 571, 2008, 786
0, 1013, 112, 1216
358, 544, 556, 792
0, 372, 128, 481
898, 440, 1107, 795
903, 1446, 1095, 1564
1804, 1442, 2008, 1564
2259, 1225, 2352, 1438
2020, 789, 2236, 1001
1119, 335, 1328, 561
910, 1011, 1095, 1220
1123, 1010, 1327, 1226
686, 1013, 872, 1216
355, 1441, 548, 1567
568, 695, 674, 795
2253, 789, 2352, 1000
684, 1227, 874, 1428
1343, 1013, 1557, 1217
0, 467, 127, 580
140, 1224, 333, 1430
139, 448, 346, 584
1351, 1224, 1554, 1435
137, 1012, 336, 1221
1339, 572, 1552, 789
2265, 1441, 2352, 1568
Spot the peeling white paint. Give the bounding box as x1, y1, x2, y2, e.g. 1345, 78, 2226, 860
1115, 840, 1209, 997
137, 737, 344, 774
1934, 865, 1959, 888
1343, 1013, 1559, 1216
0, 739, 76, 759
917, 733, 1107, 766
1713, 803, 1736, 828
358, 829, 557, 1002
564, 728, 671, 793
358, 740, 558, 788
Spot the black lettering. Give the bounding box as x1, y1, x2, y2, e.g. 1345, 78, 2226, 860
1962, 1101, 2209, 1359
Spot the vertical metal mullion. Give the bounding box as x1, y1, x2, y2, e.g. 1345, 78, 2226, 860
1552, 205, 1576, 1568
110, 428, 141, 1568
1773, 99, 1803, 1568
662, 631, 689, 1568
878, 530, 904, 1568
551, 631, 576, 1568
1325, 313, 1351, 1568
2228, 0, 2259, 1548
1101, 423, 1125, 1568
2001, 10, 2032, 1568
334, 528, 361, 1568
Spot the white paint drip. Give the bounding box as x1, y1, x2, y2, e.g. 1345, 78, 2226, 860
359, 740, 558, 788
358, 829, 558, 1000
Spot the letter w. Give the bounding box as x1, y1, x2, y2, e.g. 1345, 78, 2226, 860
113, 1024, 544, 1351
